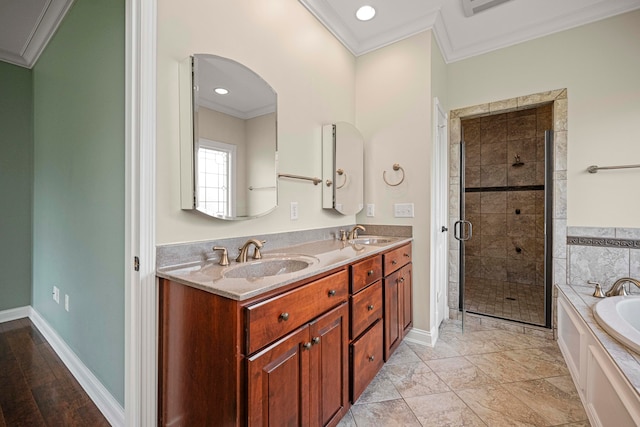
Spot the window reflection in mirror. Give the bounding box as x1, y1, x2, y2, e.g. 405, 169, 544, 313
180, 54, 278, 220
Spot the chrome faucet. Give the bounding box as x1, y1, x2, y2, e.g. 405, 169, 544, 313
236, 239, 266, 263
605, 277, 640, 297
348, 225, 366, 240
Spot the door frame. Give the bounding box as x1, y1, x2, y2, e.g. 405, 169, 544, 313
430, 97, 449, 334
447, 89, 569, 329
125, 0, 157, 424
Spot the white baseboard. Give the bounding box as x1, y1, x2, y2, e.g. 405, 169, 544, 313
0, 306, 31, 323
404, 326, 439, 347
28, 308, 125, 427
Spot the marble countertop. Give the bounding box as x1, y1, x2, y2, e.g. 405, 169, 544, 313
557, 283, 640, 396
157, 236, 412, 301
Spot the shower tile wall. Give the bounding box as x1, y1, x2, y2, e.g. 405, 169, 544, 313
463, 104, 552, 325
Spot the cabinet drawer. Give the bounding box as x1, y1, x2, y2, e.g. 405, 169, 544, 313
351, 320, 383, 403
351, 255, 382, 293
350, 281, 382, 339
245, 270, 348, 355
383, 243, 411, 275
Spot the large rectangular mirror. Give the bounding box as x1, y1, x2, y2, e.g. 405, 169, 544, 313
322, 122, 364, 215
180, 54, 278, 220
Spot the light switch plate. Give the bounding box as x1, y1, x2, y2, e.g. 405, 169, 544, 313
290, 202, 299, 220
366, 204, 375, 217
394, 203, 414, 218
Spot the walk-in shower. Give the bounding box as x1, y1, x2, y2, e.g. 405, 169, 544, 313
457, 104, 553, 327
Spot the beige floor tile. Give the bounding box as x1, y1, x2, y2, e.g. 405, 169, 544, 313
404, 392, 487, 426
384, 362, 450, 398
439, 365, 498, 391
466, 347, 568, 382
456, 384, 549, 426
345, 320, 587, 427
386, 342, 422, 365
502, 379, 588, 425
350, 399, 421, 426
336, 409, 356, 427
544, 375, 580, 397
406, 340, 461, 361
354, 370, 401, 405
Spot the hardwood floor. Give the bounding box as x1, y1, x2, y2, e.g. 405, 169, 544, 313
0, 318, 109, 427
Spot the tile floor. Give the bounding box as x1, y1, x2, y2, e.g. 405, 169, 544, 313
338, 320, 590, 427
465, 278, 546, 325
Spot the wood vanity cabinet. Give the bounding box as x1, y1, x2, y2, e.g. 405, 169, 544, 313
382, 243, 413, 361
158, 241, 413, 426
158, 268, 349, 427
349, 255, 384, 402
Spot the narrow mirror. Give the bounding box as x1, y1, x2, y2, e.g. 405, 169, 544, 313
322, 122, 364, 215
180, 54, 278, 220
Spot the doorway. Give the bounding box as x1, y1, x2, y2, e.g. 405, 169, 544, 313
447, 89, 568, 330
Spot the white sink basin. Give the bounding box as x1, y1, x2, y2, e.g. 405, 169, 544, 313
594, 296, 640, 353
349, 236, 398, 246
222, 255, 317, 279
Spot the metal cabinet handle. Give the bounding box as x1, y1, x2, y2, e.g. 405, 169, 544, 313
392, 260, 397, 265
328, 290, 336, 297
403, 253, 410, 258
312, 337, 320, 345
399, 277, 405, 283
279, 312, 289, 321
303, 342, 312, 350
367, 304, 374, 311
368, 355, 375, 362
367, 270, 374, 276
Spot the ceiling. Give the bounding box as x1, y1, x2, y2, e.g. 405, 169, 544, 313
1, 0, 639, 68
298, 0, 640, 62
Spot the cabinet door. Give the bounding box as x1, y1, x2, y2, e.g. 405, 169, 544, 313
247, 326, 311, 427
309, 303, 349, 427
399, 264, 413, 337
384, 270, 401, 361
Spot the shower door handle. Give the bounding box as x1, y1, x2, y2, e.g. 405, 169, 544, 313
453, 220, 473, 241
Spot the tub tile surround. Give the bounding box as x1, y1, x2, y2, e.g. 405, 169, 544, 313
566, 226, 640, 295
449, 89, 567, 329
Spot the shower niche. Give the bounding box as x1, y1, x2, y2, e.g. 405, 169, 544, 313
459, 104, 553, 326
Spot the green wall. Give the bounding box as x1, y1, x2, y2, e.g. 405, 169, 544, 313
0, 62, 33, 311
32, 0, 125, 404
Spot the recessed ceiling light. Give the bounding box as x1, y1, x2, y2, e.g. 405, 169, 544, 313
214, 87, 229, 95
356, 5, 376, 21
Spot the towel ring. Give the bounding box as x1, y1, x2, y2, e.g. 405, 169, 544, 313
383, 163, 405, 187
336, 168, 347, 189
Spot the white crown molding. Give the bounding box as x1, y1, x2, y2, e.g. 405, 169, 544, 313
0, 0, 75, 68
442, 0, 640, 63
356, 10, 440, 57
199, 99, 276, 120
28, 308, 125, 426
299, 0, 640, 63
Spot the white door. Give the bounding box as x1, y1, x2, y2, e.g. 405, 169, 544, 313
431, 98, 449, 329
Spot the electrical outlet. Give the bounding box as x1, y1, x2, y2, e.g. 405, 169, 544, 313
394, 203, 414, 218
366, 204, 375, 217
290, 202, 299, 220
53, 286, 60, 304
64, 294, 70, 312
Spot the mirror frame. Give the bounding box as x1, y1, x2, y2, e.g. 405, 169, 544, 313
179, 54, 278, 220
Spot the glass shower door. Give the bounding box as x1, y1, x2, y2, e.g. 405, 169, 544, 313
454, 140, 473, 331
